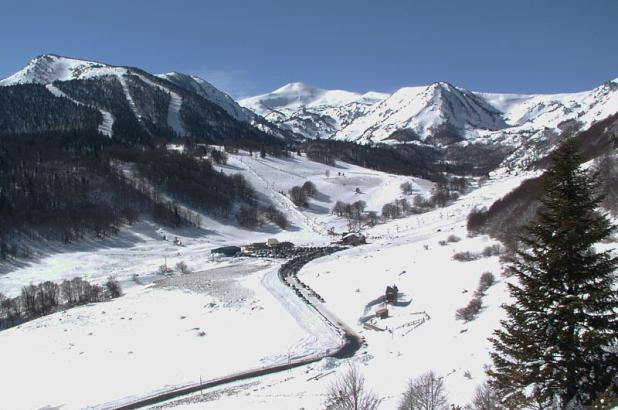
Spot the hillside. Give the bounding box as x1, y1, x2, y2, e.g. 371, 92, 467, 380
0, 148, 543, 408
0, 54, 286, 145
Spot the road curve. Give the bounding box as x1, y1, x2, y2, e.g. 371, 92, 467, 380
97, 248, 363, 410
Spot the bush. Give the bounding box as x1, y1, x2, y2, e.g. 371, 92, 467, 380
399, 370, 449, 410
446, 234, 461, 243
456, 297, 482, 322
236, 205, 259, 228
105, 276, 122, 298
333, 200, 367, 222
452, 251, 480, 262
401, 181, 414, 195
382, 203, 402, 219
477, 272, 496, 295
158, 264, 172, 275
289, 186, 308, 207
175, 261, 191, 274
301, 181, 317, 197
482, 244, 503, 257
413, 194, 432, 209
263, 206, 288, 229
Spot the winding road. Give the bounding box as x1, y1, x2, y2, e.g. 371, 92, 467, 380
97, 248, 362, 410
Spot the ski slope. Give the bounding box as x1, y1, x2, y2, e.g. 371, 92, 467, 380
45, 83, 114, 137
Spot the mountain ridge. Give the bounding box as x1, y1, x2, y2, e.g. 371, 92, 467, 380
239, 78, 618, 147
0, 54, 290, 144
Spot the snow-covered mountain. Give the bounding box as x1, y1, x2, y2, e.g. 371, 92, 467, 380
0, 54, 114, 86
0, 54, 289, 142
157, 72, 255, 123
159, 72, 296, 140
334, 82, 507, 144
239, 82, 389, 140
240, 78, 618, 150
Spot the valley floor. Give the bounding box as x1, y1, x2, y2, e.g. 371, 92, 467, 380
0, 153, 540, 409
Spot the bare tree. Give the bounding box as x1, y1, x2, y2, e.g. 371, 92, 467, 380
470, 383, 501, 410
37, 281, 60, 313
289, 186, 309, 207
325, 365, 381, 410
401, 181, 414, 195
105, 276, 122, 298
175, 261, 191, 274
61, 279, 77, 305
302, 180, 318, 197
399, 371, 448, 410
21, 284, 38, 316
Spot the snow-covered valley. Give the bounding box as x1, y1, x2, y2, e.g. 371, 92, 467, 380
1, 53, 617, 410
0, 148, 545, 409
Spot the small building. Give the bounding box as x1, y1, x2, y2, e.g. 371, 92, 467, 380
267, 238, 279, 247
376, 307, 389, 319
341, 232, 366, 246
385, 285, 399, 303
211, 246, 241, 257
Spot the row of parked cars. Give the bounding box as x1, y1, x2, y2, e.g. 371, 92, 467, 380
279, 246, 345, 304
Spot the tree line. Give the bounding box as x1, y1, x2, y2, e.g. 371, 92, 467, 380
0, 276, 122, 329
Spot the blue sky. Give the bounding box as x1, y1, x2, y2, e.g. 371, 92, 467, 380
1, 0, 617, 97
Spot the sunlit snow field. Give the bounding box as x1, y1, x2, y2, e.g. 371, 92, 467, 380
0, 152, 539, 409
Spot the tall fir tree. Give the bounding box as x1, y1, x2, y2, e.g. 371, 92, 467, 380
488, 137, 618, 408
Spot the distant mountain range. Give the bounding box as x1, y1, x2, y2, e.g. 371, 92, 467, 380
2, 54, 618, 168
239, 79, 618, 154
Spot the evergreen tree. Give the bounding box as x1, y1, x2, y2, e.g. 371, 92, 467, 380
488, 138, 618, 408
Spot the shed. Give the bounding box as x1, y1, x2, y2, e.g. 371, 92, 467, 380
376, 307, 389, 319
341, 232, 366, 246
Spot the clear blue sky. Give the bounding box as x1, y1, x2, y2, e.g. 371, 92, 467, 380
1, 0, 617, 97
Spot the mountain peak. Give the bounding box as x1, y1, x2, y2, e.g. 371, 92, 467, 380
0, 54, 112, 86
273, 82, 317, 93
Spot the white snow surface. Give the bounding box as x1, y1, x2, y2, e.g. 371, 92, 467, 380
240, 78, 618, 144
158, 72, 255, 123
239, 82, 370, 117
0, 149, 549, 409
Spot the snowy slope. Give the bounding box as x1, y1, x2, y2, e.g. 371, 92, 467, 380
240, 78, 618, 147
335, 82, 506, 143
152, 172, 538, 410
239, 83, 389, 139
2, 147, 610, 408
45, 83, 114, 137
240, 82, 365, 116
475, 79, 618, 168
158, 72, 256, 123
0, 153, 430, 408
0, 54, 105, 86
0, 54, 291, 141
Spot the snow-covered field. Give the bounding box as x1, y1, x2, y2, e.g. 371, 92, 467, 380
0, 152, 535, 409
